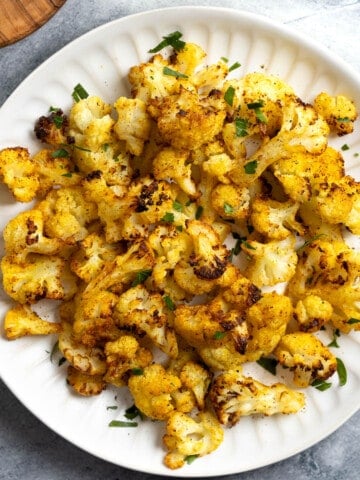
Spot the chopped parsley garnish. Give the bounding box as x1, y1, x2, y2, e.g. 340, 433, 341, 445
108, 420, 138, 428
341, 144, 350, 151
213, 331, 226, 340
228, 61, 241, 72
61, 172, 73, 178
173, 200, 183, 212
311, 379, 332, 391
336, 357, 347, 386
221, 56, 228, 63
244, 160, 258, 174
223, 202, 234, 214
337, 117, 350, 122
297, 234, 326, 251
185, 454, 199, 464
164, 295, 176, 311
347, 318, 360, 325
224, 86, 235, 106
328, 328, 341, 348
131, 269, 152, 287
125, 404, 143, 420
235, 117, 249, 137
106, 405, 118, 410
247, 99, 267, 123
195, 205, 204, 219
131, 368, 144, 376
72, 83, 89, 102
163, 66, 188, 79
149, 31, 186, 53
51, 148, 69, 158
256, 357, 278, 375
161, 212, 175, 223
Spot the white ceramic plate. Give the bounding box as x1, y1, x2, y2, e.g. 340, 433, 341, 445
1, 6, 360, 477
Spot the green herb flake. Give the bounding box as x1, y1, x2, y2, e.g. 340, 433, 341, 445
311, 379, 332, 391
131, 269, 152, 287
185, 454, 199, 465
195, 205, 204, 220
297, 233, 326, 251
354, 152, 359, 157
131, 368, 144, 376
125, 404, 143, 420
149, 31, 186, 53
341, 144, 350, 151
256, 357, 278, 375
72, 83, 89, 102
108, 420, 138, 428
347, 318, 360, 325
247, 100, 267, 123
173, 200, 183, 212
106, 405, 118, 410
53, 115, 64, 129
161, 212, 175, 223
224, 86, 235, 106
337, 117, 350, 122
52, 148, 69, 158
213, 331, 226, 340
164, 295, 176, 311
247, 100, 265, 109
231, 239, 242, 257
328, 328, 341, 348
221, 56, 228, 63
163, 66, 188, 79
61, 172, 73, 178
73, 144, 92, 152
244, 160, 258, 174
223, 202, 234, 215
228, 61, 241, 72
235, 117, 249, 137
336, 357, 347, 386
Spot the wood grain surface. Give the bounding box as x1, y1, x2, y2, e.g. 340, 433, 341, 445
0, 0, 67, 47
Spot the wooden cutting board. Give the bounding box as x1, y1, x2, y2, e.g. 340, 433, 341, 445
0, 0, 67, 47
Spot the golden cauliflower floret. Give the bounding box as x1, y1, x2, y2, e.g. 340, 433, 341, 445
70, 232, 123, 283
163, 411, 224, 470
243, 235, 298, 287
209, 370, 305, 427
173, 42, 207, 77
238, 98, 330, 187
271, 146, 344, 203
104, 335, 153, 387
274, 332, 338, 387
128, 53, 185, 102
244, 292, 292, 361
0, 147, 39, 202
153, 147, 198, 198
3, 208, 64, 262
313, 92, 357, 136
66, 365, 106, 397
58, 322, 107, 375
191, 61, 229, 95
211, 183, 251, 220
1, 253, 77, 304
115, 284, 178, 358
4, 304, 62, 340
113, 97, 152, 156
177, 361, 212, 411
294, 295, 333, 332
148, 86, 226, 150
250, 196, 304, 239
38, 186, 98, 244
128, 363, 181, 420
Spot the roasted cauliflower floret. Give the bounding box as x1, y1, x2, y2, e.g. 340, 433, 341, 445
4, 304, 62, 340
3, 208, 64, 262
128, 363, 181, 420
163, 411, 224, 469
34, 108, 69, 145
103, 335, 153, 387
148, 86, 226, 150
0, 147, 39, 202
250, 196, 304, 239
115, 284, 178, 358
113, 97, 152, 156
274, 332, 338, 387
173, 42, 206, 77
313, 92, 357, 136
294, 295, 333, 332
209, 370, 305, 427
66, 365, 106, 396
211, 183, 251, 220
243, 235, 298, 287
1, 253, 77, 304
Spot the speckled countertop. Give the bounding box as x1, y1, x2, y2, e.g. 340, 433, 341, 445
0, 1, 359, 479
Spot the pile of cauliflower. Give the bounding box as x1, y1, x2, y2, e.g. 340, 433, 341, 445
1, 32, 359, 469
